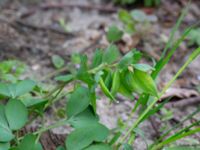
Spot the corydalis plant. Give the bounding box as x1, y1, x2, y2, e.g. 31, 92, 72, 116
58, 46, 159, 150
0, 45, 199, 150
0, 6, 200, 149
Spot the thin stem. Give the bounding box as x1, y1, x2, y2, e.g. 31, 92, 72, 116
156, 106, 200, 143
44, 83, 66, 110
33, 119, 69, 135
151, 25, 194, 79
40, 66, 69, 82
151, 125, 200, 150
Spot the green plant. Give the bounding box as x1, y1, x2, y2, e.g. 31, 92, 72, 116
0, 60, 26, 83
0, 44, 199, 149
188, 28, 200, 46
107, 9, 155, 36
0, 7, 200, 150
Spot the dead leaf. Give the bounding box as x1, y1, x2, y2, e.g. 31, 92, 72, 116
161, 87, 199, 100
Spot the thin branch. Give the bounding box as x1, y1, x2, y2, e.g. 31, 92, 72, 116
20, 2, 118, 18
165, 96, 200, 108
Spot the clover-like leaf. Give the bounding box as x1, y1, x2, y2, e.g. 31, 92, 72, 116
0, 105, 14, 142
5, 100, 28, 130
15, 80, 36, 97
69, 106, 98, 129
106, 25, 123, 42
0, 142, 10, 150
102, 45, 120, 64
52, 55, 65, 69
66, 86, 91, 118
118, 9, 132, 24
17, 134, 43, 150
91, 49, 103, 68
118, 49, 142, 69
133, 64, 155, 72
0, 80, 36, 98
66, 123, 109, 150
55, 74, 74, 83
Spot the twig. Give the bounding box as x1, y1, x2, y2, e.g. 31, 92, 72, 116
14, 19, 75, 37
40, 66, 69, 82
20, 2, 118, 18
165, 96, 200, 108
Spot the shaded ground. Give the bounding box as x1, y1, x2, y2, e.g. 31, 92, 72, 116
0, 0, 200, 149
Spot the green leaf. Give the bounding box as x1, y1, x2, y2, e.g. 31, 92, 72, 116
56, 146, 65, 150
118, 84, 134, 99
21, 98, 47, 108
69, 106, 99, 129
111, 70, 120, 96
65, 123, 109, 150
17, 134, 43, 150
0, 60, 26, 82
106, 25, 123, 42
77, 55, 94, 85
127, 69, 157, 96
0, 142, 10, 150
0, 83, 14, 98
99, 78, 115, 101
188, 28, 200, 46
135, 69, 157, 96
91, 49, 103, 68
0, 105, 14, 142
133, 64, 155, 72
118, 51, 134, 69
122, 143, 133, 150
55, 74, 74, 83
5, 100, 28, 130
66, 86, 91, 118
84, 143, 112, 150
102, 45, 120, 64
131, 10, 147, 22
124, 22, 135, 34
118, 49, 142, 69
104, 71, 113, 90
90, 88, 97, 113
132, 50, 142, 64
52, 55, 65, 69
9, 148, 19, 150
123, 70, 144, 94
0, 80, 36, 98
118, 71, 134, 99
118, 10, 132, 24
15, 80, 36, 97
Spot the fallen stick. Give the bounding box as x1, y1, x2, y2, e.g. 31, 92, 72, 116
165, 96, 200, 108
20, 2, 118, 18
15, 19, 75, 37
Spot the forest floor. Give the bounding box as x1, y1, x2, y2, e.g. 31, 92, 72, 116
0, 0, 200, 149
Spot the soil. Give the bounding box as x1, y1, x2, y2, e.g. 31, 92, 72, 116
0, 0, 200, 149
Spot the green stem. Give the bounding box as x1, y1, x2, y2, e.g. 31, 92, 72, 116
33, 119, 69, 135
155, 106, 200, 143
151, 127, 200, 150
118, 47, 200, 145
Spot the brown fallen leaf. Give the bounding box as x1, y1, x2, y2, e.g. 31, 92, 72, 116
161, 87, 199, 100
